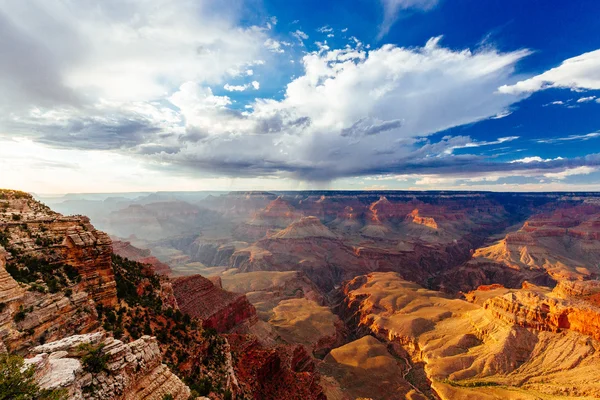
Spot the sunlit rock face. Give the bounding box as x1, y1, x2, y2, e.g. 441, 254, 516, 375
335, 272, 600, 399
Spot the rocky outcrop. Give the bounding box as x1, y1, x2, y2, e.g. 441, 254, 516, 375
62, 227, 117, 307
251, 197, 302, 228
463, 204, 600, 286
480, 284, 600, 341
0, 247, 23, 303
227, 334, 326, 399
0, 191, 117, 307
25, 332, 191, 400
408, 209, 438, 229
172, 274, 256, 332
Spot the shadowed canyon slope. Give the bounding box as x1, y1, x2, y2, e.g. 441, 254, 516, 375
25, 190, 600, 399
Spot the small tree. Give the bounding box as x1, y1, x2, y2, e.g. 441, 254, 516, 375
79, 344, 109, 374
0, 353, 67, 400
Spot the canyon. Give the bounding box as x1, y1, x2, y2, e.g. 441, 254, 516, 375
3, 189, 600, 399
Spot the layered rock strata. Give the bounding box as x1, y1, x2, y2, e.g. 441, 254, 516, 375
25, 332, 191, 400
172, 274, 256, 332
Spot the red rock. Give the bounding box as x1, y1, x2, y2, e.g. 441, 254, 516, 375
227, 334, 326, 399
172, 275, 256, 332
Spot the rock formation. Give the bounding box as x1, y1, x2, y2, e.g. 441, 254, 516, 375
172, 274, 256, 332
337, 272, 600, 399
25, 332, 191, 400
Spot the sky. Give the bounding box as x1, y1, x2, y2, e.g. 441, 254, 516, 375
1, 0, 600, 193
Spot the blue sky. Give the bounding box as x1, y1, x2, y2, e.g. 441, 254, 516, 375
0, 0, 599, 193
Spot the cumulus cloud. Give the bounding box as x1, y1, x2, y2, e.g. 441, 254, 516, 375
4, 5, 596, 187
378, 0, 439, 39
223, 81, 260, 92
224, 84, 248, 92
4, 33, 545, 182
144, 37, 543, 181
499, 49, 600, 95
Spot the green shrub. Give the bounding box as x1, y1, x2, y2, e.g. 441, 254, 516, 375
0, 353, 67, 400
441, 378, 500, 388
79, 344, 109, 374
13, 305, 32, 323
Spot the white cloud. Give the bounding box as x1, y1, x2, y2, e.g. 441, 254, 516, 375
544, 166, 597, 180
536, 132, 600, 144
446, 136, 519, 154
5, 17, 575, 188
246, 69, 254, 76
222, 80, 260, 92
223, 84, 248, 92
146, 37, 533, 181
577, 95, 596, 103
510, 156, 563, 163
378, 0, 439, 39
292, 30, 309, 45
264, 38, 285, 53
544, 100, 565, 106
499, 49, 600, 95
0, 0, 270, 107
317, 25, 334, 33
491, 110, 512, 119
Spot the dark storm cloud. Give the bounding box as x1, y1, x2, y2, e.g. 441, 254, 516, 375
7, 115, 164, 151
145, 128, 600, 182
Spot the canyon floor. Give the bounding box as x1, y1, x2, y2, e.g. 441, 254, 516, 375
3, 189, 600, 399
